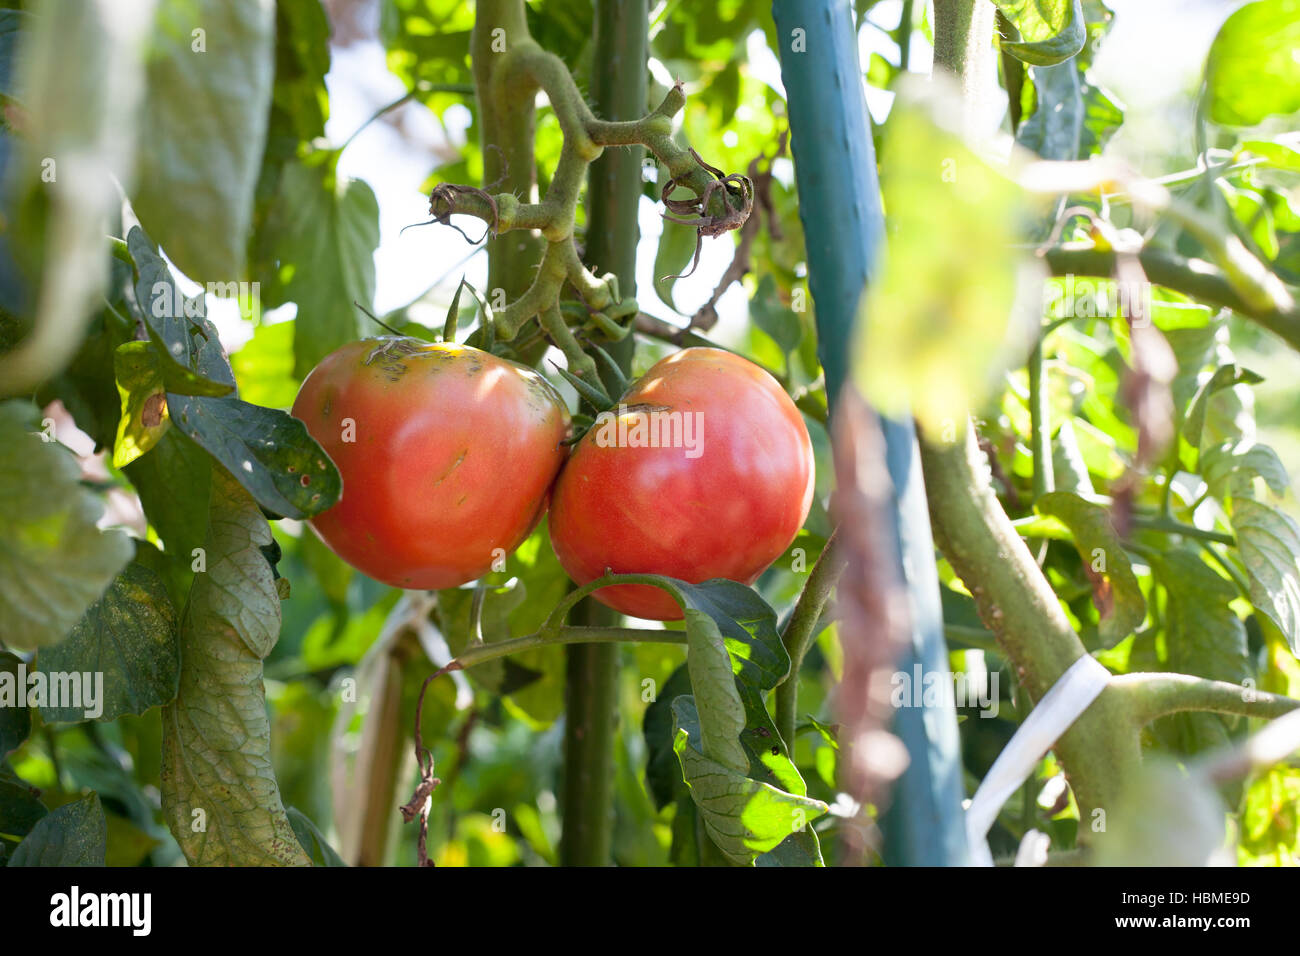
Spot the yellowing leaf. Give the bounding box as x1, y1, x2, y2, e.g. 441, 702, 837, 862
854, 81, 1035, 439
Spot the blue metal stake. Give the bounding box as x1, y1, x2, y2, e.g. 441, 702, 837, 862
774, 0, 970, 865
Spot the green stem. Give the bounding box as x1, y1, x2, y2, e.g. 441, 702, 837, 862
931, 0, 995, 104
919, 421, 1139, 827
1043, 244, 1300, 353
472, 0, 544, 306
1114, 673, 1300, 726
775, 534, 844, 747
944, 624, 1002, 655
1129, 515, 1235, 546
560, 0, 647, 868
452, 625, 683, 671
1028, 335, 1053, 501
897, 0, 914, 73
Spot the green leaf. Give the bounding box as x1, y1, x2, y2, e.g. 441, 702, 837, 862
1201, 440, 1291, 502
671, 696, 828, 867
230, 319, 299, 409
1206, 0, 1300, 127
132, 0, 275, 280
994, 0, 1087, 66
1228, 496, 1300, 652
644, 664, 694, 810
127, 226, 238, 397
683, 607, 750, 773
1078, 78, 1124, 157
9, 793, 107, 866
287, 807, 347, 867
35, 563, 180, 724
124, 428, 212, 588
1149, 549, 1250, 686
1051, 419, 1096, 496
1239, 765, 1300, 864
1036, 491, 1145, 646
749, 274, 803, 357
855, 82, 1028, 435
0, 401, 133, 651
268, 0, 330, 143
653, 216, 700, 313
0, 653, 31, 756
160, 465, 311, 866
1017, 63, 1082, 160
645, 577, 825, 864
261, 156, 380, 378
1183, 364, 1263, 451
0, 766, 46, 860
167, 393, 342, 520
1239, 139, 1300, 173
112, 341, 171, 468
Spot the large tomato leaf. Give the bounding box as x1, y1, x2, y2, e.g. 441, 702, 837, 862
635, 577, 827, 865
670, 696, 827, 867
1016, 62, 1082, 160
1147, 549, 1251, 754
8, 792, 107, 866
1228, 497, 1300, 652
682, 605, 750, 773
994, 0, 1086, 66
36, 562, 180, 724
124, 428, 213, 600
1036, 491, 1145, 646
132, 0, 275, 281
1206, 0, 1300, 127
1201, 440, 1290, 502
0, 401, 133, 651
258, 155, 380, 379
160, 465, 311, 866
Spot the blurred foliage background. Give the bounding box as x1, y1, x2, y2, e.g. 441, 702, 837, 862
3, 0, 1300, 867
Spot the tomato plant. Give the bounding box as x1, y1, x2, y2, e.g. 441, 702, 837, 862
2, 0, 1300, 885
550, 347, 814, 620
292, 337, 570, 589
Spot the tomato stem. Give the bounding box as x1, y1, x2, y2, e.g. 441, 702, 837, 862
774, 532, 845, 749
452, 625, 686, 672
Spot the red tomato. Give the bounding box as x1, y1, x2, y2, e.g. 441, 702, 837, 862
291, 338, 570, 589
549, 347, 814, 620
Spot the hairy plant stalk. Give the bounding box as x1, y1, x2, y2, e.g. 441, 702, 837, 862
559, 0, 648, 868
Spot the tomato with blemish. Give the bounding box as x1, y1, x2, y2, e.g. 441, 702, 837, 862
291, 337, 570, 589
548, 347, 814, 620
